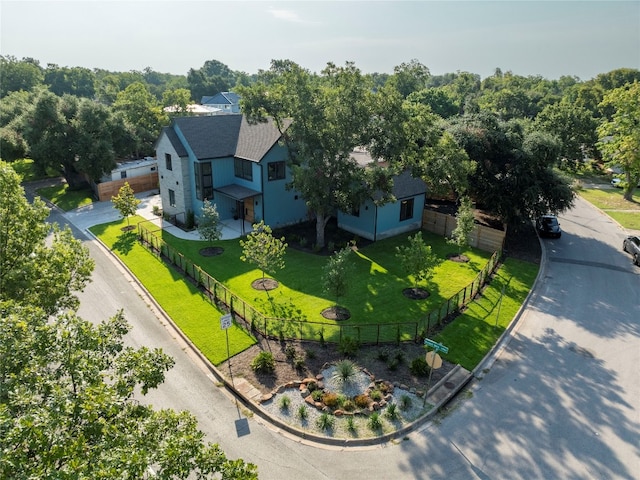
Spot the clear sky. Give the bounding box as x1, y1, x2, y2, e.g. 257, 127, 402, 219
1, 1, 638, 80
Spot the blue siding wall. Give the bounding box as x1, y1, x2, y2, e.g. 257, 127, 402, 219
337, 199, 377, 241
376, 194, 425, 240
261, 148, 307, 228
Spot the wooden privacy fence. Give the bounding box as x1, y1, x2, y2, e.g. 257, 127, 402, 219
137, 222, 503, 345
422, 210, 506, 253
93, 172, 159, 201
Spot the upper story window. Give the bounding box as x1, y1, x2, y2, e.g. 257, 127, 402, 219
399, 198, 414, 221
234, 158, 253, 181
195, 161, 213, 200
120, 171, 127, 179
165, 153, 172, 171
268, 161, 286, 181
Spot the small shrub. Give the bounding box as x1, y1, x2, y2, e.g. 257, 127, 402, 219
394, 350, 405, 363
307, 380, 318, 392
250, 351, 275, 373
333, 359, 357, 383
342, 399, 356, 412
299, 237, 308, 248
354, 394, 370, 409
185, 209, 195, 229
409, 357, 431, 377
399, 394, 413, 411
297, 405, 308, 420
311, 389, 324, 402
305, 349, 317, 360
346, 416, 357, 433
376, 348, 390, 362
278, 395, 291, 411
322, 392, 339, 408
327, 241, 335, 252
370, 389, 383, 402
338, 336, 360, 358
368, 412, 382, 431
152, 205, 162, 216
377, 382, 392, 394
336, 394, 348, 408
387, 358, 399, 371
385, 403, 398, 420
293, 356, 306, 372
284, 344, 296, 361
316, 413, 335, 431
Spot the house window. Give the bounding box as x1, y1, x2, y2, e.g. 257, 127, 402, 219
168, 189, 176, 207
165, 153, 172, 171
195, 161, 213, 200
234, 158, 253, 181
120, 171, 127, 179
399, 198, 414, 221
268, 161, 286, 181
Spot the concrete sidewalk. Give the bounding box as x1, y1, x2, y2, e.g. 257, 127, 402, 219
63, 190, 252, 240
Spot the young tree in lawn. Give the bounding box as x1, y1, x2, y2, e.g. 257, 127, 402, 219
597, 82, 640, 201
240, 220, 287, 288
111, 181, 140, 228
448, 196, 475, 260
395, 231, 439, 295
322, 246, 354, 309
197, 199, 223, 244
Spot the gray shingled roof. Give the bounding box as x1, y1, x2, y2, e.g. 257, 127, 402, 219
160, 126, 188, 157
372, 169, 427, 201
168, 115, 284, 162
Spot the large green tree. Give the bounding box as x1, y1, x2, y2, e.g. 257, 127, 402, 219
44, 63, 96, 98
113, 82, 167, 157
597, 82, 640, 200
0, 55, 44, 98
449, 112, 575, 225
22, 91, 129, 187
0, 161, 256, 479
0, 161, 94, 314
239, 60, 387, 249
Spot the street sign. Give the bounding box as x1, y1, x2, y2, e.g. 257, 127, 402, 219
425, 351, 443, 369
220, 313, 233, 330
424, 338, 449, 354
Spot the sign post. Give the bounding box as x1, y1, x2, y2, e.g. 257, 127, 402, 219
423, 338, 448, 406
220, 314, 233, 382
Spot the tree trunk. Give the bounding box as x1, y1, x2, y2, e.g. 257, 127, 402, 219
315, 211, 330, 249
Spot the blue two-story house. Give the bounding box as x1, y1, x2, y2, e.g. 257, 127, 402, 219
155, 114, 308, 228
155, 114, 427, 240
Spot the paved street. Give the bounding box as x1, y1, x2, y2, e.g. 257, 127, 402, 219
55, 193, 639, 479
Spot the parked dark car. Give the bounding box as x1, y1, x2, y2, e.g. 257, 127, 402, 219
536, 215, 562, 238
623, 235, 640, 266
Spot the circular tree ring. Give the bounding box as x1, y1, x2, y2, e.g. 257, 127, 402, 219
321, 306, 351, 321
199, 246, 224, 257
251, 278, 279, 291
402, 288, 430, 300
446, 253, 470, 263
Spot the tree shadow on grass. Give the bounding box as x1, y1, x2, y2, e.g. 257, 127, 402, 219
112, 230, 137, 255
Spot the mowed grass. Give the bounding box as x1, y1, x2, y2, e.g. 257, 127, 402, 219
94, 216, 539, 371
432, 258, 538, 370
89, 216, 256, 365
37, 183, 94, 211
578, 188, 640, 230
10, 158, 60, 182
159, 227, 493, 340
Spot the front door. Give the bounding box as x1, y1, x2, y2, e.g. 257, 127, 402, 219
243, 197, 254, 223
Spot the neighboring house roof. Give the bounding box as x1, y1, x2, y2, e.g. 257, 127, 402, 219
163, 104, 223, 115
201, 91, 240, 106
167, 114, 285, 162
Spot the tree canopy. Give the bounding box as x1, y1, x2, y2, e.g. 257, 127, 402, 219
597, 82, 640, 200
0, 161, 257, 479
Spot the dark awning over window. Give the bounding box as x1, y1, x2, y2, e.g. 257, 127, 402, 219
214, 184, 261, 201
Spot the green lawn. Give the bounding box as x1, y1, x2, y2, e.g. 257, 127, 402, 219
90, 217, 257, 365
10, 158, 60, 182
578, 187, 640, 230
92, 216, 539, 370
37, 183, 94, 211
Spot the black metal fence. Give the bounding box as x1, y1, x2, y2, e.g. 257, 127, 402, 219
138, 222, 502, 345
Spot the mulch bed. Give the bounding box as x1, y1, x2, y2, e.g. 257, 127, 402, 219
402, 288, 430, 300
251, 278, 279, 291
199, 246, 224, 256
321, 306, 351, 320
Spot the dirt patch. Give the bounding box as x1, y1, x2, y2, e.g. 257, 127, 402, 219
321, 306, 351, 321
220, 337, 455, 396
251, 278, 279, 291
199, 246, 224, 257
402, 288, 430, 300
447, 253, 470, 263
